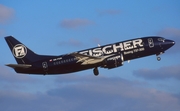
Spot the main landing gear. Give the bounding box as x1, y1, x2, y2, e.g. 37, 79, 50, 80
93, 67, 99, 76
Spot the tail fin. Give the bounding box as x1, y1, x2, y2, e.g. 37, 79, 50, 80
5, 36, 41, 64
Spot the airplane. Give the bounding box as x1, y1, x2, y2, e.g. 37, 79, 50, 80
4, 36, 175, 76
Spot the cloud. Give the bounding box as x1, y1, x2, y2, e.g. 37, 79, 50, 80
157, 28, 180, 38
0, 65, 37, 83
0, 4, 14, 24
58, 38, 83, 47
1, 75, 180, 111
97, 9, 121, 16
0, 65, 39, 91
157, 28, 180, 54
60, 18, 94, 29
51, 75, 180, 111
133, 64, 180, 80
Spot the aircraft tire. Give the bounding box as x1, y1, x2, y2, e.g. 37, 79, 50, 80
157, 57, 161, 61
93, 67, 99, 76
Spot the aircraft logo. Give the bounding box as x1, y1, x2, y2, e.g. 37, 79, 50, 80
79, 39, 144, 57
12, 44, 27, 58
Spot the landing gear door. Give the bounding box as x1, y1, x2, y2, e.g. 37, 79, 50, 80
42, 62, 48, 72
148, 38, 154, 48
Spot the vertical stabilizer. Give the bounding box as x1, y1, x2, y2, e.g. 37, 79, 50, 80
5, 36, 40, 64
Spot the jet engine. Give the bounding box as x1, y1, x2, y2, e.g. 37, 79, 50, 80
102, 54, 124, 69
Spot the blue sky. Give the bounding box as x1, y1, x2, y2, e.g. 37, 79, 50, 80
0, 0, 180, 111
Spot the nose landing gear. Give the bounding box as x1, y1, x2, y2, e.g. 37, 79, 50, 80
156, 52, 164, 61
157, 56, 161, 61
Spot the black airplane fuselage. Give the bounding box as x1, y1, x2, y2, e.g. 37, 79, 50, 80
5, 36, 175, 76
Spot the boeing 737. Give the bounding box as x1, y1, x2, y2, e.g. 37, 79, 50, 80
5, 36, 175, 76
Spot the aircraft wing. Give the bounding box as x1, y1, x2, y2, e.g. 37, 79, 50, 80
70, 53, 113, 65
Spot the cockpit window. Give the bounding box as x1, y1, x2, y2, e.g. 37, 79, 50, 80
158, 38, 165, 42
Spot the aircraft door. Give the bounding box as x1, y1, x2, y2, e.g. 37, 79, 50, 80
42, 62, 48, 72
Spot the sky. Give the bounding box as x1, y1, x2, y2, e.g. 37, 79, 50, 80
0, 0, 180, 111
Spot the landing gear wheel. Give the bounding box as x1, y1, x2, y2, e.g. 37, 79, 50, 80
157, 57, 161, 61
93, 67, 99, 76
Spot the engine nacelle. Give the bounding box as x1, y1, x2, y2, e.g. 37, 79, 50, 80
102, 54, 124, 69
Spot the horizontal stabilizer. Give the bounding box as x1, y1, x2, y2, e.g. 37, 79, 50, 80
6, 64, 32, 69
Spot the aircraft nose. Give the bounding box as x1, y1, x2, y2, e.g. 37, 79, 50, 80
161, 39, 175, 50
166, 39, 175, 46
